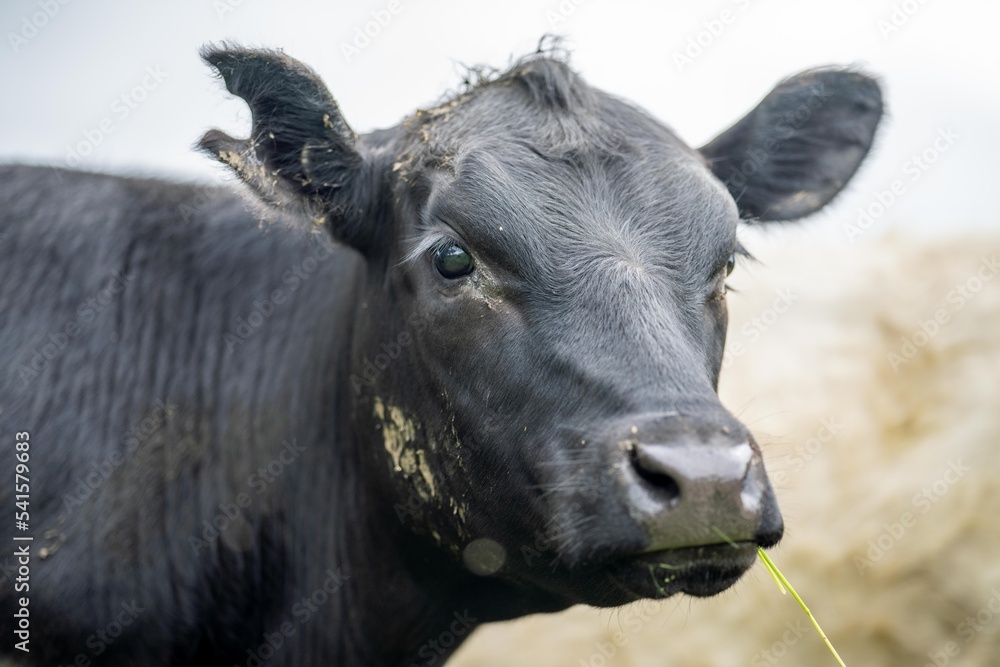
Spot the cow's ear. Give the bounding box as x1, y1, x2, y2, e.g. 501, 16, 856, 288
699, 68, 883, 222
198, 46, 373, 249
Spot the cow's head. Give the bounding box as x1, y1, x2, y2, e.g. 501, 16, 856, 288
200, 46, 882, 607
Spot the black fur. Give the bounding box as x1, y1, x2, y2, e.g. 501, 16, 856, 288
700, 67, 884, 221
0, 46, 882, 666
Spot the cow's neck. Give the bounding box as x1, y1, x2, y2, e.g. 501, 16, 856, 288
331, 465, 570, 666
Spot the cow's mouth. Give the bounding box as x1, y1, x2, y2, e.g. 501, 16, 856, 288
606, 542, 758, 599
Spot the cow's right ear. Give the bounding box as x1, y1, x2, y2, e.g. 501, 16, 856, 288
199, 45, 374, 250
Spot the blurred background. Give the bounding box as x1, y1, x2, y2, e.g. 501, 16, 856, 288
3, 1, 998, 665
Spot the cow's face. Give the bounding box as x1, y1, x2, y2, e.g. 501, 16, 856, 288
201, 49, 882, 606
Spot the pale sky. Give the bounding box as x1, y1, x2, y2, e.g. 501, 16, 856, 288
1, 0, 996, 242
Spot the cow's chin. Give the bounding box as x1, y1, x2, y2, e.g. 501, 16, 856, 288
588, 542, 759, 606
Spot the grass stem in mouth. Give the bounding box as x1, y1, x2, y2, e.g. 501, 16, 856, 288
711, 526, 739, 549
757, 547, 846, 667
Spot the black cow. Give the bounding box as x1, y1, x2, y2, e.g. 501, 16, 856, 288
0, 45, 882, 666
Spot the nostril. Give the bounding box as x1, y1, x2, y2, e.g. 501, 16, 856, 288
629, 446, 681, 503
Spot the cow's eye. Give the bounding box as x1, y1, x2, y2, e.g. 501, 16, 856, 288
433, 241, 474, 278
725, 253, 736, 276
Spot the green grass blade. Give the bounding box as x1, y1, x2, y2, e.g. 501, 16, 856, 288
757, 548, 787, 594
757, 547, 846, 667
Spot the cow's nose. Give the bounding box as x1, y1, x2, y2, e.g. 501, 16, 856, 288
620, 415, 783, 550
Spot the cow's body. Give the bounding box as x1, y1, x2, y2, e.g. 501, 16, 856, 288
0, 46, 882, 666
0, 166, 360, 663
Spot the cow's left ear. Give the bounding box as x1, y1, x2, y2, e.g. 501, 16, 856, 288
199, 46, 375, 250
700, 68, 883, 222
